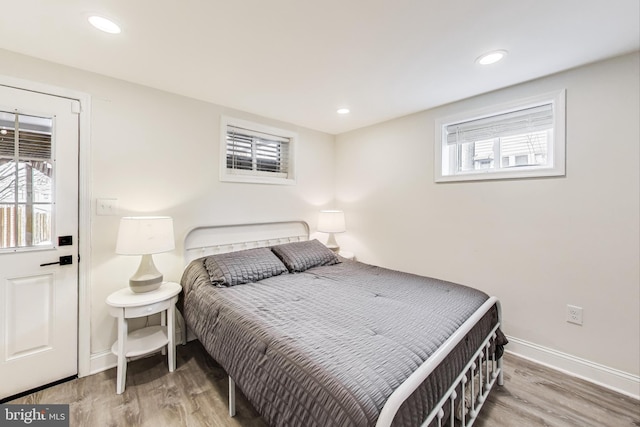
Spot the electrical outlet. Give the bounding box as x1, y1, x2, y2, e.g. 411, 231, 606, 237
566, 305, 583, 325
96, 198, 118, 216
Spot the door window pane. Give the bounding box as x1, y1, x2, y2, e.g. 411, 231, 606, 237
0, 160, 16, 203
0, 113, 53, 249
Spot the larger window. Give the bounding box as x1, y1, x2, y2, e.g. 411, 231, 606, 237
435, 90, 565, 182
220, 116, 296, 185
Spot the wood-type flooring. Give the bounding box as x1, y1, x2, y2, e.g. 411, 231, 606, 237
7, 341, 639, 426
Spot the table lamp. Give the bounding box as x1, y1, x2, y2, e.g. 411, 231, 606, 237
317, 210, 346, 253
116, 216, 175, 293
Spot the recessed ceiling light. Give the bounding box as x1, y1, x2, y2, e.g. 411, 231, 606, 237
88, 15, 121, 34
476, 50, 508, 65
337, 108, 350, 115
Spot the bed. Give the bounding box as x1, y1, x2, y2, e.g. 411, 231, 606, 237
180, 221, 506, 427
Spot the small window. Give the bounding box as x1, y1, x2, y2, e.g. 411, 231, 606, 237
220, 116, 296, 185
435, 90, 565, 182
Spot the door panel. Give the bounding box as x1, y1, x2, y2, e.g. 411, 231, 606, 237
5, 274, 54, 359
0, 85, 78, 399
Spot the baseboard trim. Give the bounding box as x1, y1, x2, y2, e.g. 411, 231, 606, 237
89, 350, 116, 375
506, 335, 639, 400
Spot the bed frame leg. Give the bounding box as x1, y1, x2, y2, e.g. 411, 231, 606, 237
229, 376, 236, 417
496, 300, 505, 386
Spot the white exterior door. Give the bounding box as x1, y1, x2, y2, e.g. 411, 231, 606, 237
0, 85, 79, 400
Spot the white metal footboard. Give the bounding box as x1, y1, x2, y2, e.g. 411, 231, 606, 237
375, 297, 503, 427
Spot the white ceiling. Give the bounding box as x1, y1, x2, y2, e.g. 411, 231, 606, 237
1, 0, 638, 134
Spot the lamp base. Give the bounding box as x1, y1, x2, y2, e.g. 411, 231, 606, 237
129, 254, 163, 293
326, 233, 340, 253
129, 276, 163, 293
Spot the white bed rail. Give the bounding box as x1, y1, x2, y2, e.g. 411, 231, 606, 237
375, 297, 503, 427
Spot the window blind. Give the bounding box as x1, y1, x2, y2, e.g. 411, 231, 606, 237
0, 113, 52, 160
226, 125, 289, 176
500, 131, 548, 157
445, 103, 553, 145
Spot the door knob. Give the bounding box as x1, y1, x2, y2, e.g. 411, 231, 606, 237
40, 255, 73, 267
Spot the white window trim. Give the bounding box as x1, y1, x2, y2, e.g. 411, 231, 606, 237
435, 89, 566, 182
220, 115, 297, 185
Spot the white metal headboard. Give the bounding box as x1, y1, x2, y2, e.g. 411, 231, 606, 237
184, 221, 309, 264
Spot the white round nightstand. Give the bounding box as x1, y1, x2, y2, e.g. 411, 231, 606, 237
106, 281, 182, 394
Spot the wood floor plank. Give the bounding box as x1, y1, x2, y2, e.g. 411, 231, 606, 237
475, 353, 639, 427
6, 342, 639, 426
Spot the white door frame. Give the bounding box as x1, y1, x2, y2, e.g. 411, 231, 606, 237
0, 75, 92, 378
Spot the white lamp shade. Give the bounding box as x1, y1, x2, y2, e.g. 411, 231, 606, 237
116, 216, 175, 255
317, 210, 346, 233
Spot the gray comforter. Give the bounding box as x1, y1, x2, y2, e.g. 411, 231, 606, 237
181, 259, 500, 427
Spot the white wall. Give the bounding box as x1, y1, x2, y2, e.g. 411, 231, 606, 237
0, 49, 336, 364
335, 53, 640, 391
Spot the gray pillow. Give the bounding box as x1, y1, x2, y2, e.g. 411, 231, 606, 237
271, 239, 339, 273
204, 247, 288, 287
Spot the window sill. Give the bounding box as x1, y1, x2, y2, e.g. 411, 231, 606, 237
220, 173, 296, 186
435, 166, 565, 183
